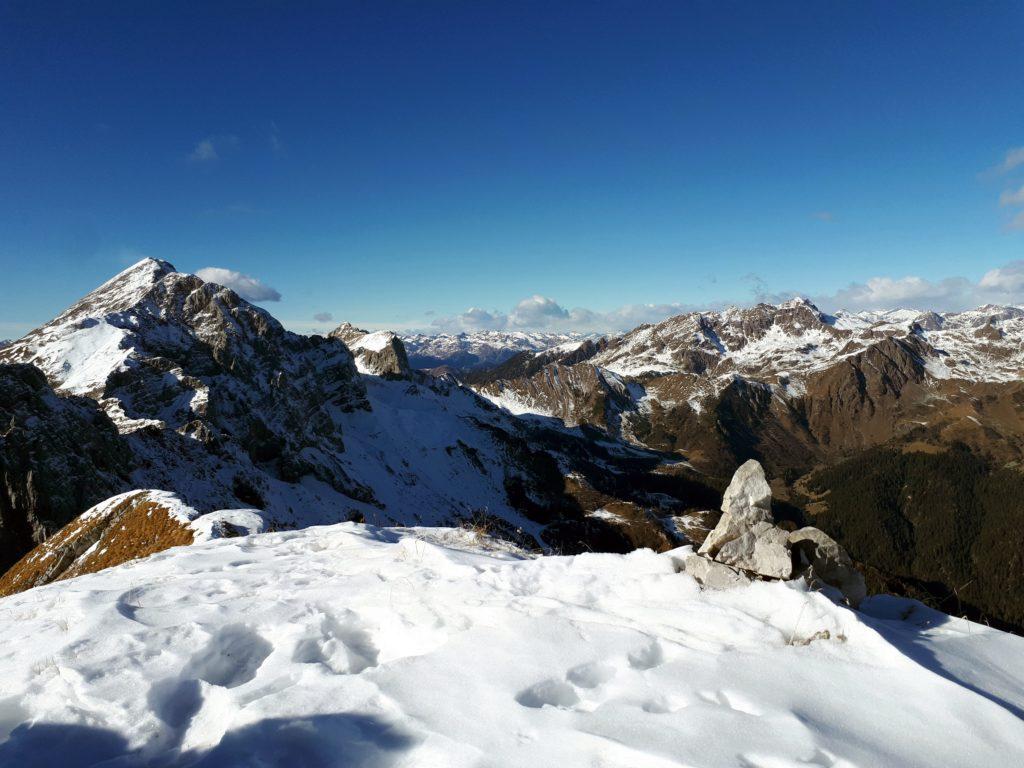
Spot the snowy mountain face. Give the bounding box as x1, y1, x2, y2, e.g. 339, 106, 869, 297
466, 298, 1024, 634
471, 297, 1024, 458
1, 522, 1022, 767
0, 260, 715, 590
402, 331, 590, 372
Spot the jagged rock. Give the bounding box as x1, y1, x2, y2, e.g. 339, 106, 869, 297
789, 527, 867, 607
0, 363, 131, 571
329, 321, 370, 345
330, 324, 412, 380
684, 553, 751, 590
352, 331, 412, 380
722, 459, 773, 515
714, 521, 792, 580
699, 459, 772, 557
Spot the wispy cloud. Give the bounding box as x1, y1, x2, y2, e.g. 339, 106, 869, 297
196, 267, 281, 302
816, 260, 1024, 312
187, 134, 239, 163
428, 296, 707, 335
424, 258, 1024, 334
812, 211, 834, 222
999, 185, 1024, 207
269, 121, 283, 154
988, 146, 1024, 176
313, 311, 334, 323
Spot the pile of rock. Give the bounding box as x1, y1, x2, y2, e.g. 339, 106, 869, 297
683, 459, 866, 607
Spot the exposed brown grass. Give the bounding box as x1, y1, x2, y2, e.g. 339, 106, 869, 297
0, 492, 194, 597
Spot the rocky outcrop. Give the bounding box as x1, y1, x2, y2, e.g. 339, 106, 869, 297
0, 364, 131, 571
685, 460, 865, 606
789, 527, 867, 607
683, 552, 750, 590
331, 325, 411, 379
715, 521, 792, 579
0, 491, 195, 595
0, 489, 265, 596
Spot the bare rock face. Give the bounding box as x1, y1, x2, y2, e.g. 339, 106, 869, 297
0, 364, 131, 571
789, 527, 867, 607
698, 459, 772, 557
715, 521, 793, 580
683, 553, 751, 590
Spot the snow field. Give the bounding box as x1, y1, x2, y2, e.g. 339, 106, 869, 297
0, 524, 1022, 767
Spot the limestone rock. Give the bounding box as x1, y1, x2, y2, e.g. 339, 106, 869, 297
698, 459, 773, 557
715, 521, 793, 580
789, 527, 867, 607
0, 363, 131, 571
684, 553, 751, 590
721, 459, 772, 516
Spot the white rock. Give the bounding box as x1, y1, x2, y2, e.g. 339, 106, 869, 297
789, 527, 867, 607
698, 459, 773, 557
715, 521, 793, 580
684, 553, 751, 590
721, 459, 772, 516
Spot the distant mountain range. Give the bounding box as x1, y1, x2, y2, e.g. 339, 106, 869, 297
401, 330, 591, 372
2, 259, 1023, 631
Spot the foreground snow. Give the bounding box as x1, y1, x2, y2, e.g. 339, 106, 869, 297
1, 526, 1022, 767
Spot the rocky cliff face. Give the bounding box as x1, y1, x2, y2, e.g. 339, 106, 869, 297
0, 364, 131, 571
330, 325, 411, 380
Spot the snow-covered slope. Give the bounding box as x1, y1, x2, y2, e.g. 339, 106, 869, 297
0, 259, 706, 581
1, 523, 1022, 767
402, 331, 589, 371
591, 298, 1024, 386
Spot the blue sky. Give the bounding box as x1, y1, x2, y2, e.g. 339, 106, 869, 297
2, 1, 1023, 338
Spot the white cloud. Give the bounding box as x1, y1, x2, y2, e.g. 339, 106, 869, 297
989, 146, 1024, 176
999, 185, 1024, 207
824, 276, 972, 310
187, 135, 239, 163
509, 295, 569, 328
1011, 210, 1024, 231
979, 261, 1024, 295
430, 296, 702, 335
818, 261, 1024, 312
196, 267, 282, 302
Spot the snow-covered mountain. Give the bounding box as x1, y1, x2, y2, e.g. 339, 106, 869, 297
402, 330, 591, 372
472, 297, 1024, 454
0, 260, 708, 591
1, 520, 1022, 767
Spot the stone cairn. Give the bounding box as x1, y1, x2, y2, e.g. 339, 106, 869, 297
684, 459, 867, 607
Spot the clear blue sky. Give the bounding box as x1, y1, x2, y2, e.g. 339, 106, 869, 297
2, 1, 1023, 337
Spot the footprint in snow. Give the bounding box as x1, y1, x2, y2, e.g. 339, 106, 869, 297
698, 689, 762, 716
292, 609, 379, 675
566, 661, 616, 689
627, 638, 664, 671
184, 624, 272, 688
515, 679, 580, 709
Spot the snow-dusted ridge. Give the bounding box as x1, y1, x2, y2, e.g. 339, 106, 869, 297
0, 522, 1021, 766
592, 297, 1024, 384
402, 330, 593, 371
